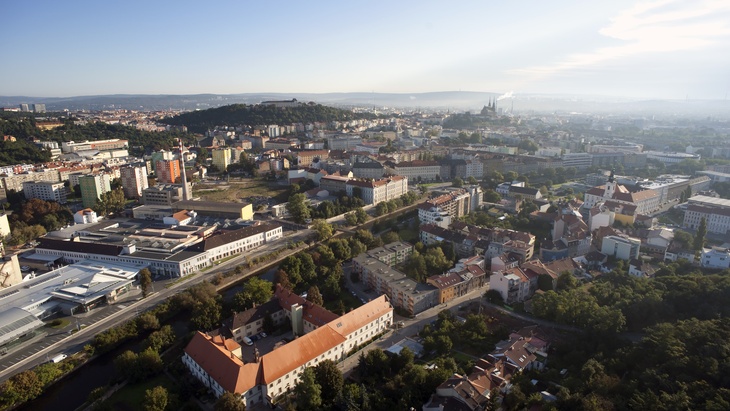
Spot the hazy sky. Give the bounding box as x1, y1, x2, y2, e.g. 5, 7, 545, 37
2, 0, 729, 99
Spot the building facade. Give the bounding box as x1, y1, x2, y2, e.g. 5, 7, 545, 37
22, 181, 67, 204
120, 165, 149, 199
79, 174, 111, 208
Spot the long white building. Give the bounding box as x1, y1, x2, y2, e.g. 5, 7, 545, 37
183, 295, 393, 407
684, 195, 730, 236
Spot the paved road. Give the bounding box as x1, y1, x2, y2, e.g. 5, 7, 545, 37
337, 286, 489, 377
0, 229, 311, 382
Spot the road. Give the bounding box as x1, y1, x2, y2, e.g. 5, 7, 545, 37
337, 285, 489, 377
0, 228, 312, 382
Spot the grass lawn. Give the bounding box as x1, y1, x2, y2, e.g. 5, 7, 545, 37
325, 289, 361, 313
46, 318, 71, 329
396, 226, 420, 243
105, 374, 178, 411
193, 179, 288, 202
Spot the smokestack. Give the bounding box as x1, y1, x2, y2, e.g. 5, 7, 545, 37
179, 140, 192, 201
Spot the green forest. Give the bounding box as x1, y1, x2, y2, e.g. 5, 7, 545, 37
159, 103, 378, 133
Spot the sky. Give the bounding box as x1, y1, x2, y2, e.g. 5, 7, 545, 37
2, 0, 729, 100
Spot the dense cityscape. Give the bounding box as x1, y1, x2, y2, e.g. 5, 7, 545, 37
3, 1, 730, 411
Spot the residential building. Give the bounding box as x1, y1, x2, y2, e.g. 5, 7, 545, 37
212, 148, 232, 171
489, 267, 531, 304
418, 189, 473, 226
0, 170, 61, 192
156, 159, 181, 184
352, 161, 385, 179
683, 196, 730, 236
385, 160, 441, 182
120, 164, 149, 199
297, 150, 329, 168
182, 294, 392, 407
346, 175, 408, 205
601, 235, 641, 261
79, 174, 111, 208
22, 181, 67, 204
701, 247, 730, 269
74, 208, 99, 224
427, 256, 486, 304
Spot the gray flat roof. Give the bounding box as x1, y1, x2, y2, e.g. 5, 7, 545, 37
0, 307, 45, 347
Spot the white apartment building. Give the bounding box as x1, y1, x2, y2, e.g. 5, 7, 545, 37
22, 181, 67, 204
601, 235, 641, 261
120, 165, 149, 199
701, 247, 730, 269
684, 196, 730, 236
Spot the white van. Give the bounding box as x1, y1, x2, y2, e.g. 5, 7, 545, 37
50, 354, 67, 363
242, 336, 253, 346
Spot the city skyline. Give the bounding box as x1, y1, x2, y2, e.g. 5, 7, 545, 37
3, 0, 729, 100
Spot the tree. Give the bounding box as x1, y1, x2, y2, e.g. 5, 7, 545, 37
307, 285, 324, 306
694, 217, 707, 251
214, 392, 246, 411
143, 386, 168, 411
144, 325, 176, 352
312, 219, 334, 241
314, 360, 344, 408
354, 207, 369, 224
94, 188, 127, 217
234, 277, 273, 310
345, 212, 358, 226
114, 350, 140, 381
137, 348, 164, 380
274, 269, 292, 290
537, 274, 554, 291
380, 230, 400, 244
485, 289, 504, 305
467, 176, 478, 185
139, 269, 153, 298
190, 297, 222, 331
286, 193, 310, 224
484, 189, 501, 203
452, 177, 464, 188
294, 368, 322, 410
137, 312, 160, 331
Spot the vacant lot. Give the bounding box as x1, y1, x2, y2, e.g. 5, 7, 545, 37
193, 179, 289, 203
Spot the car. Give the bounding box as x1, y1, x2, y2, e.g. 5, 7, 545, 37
250, 335, 259, 342
21, 266, 30, 272
242, 336, 253, 346
260, 332, 267, 338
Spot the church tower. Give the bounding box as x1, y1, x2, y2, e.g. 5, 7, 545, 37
603, 169, 616, 199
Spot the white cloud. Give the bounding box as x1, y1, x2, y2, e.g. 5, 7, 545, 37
511, 0, 730, 78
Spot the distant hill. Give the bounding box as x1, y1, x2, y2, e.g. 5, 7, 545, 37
159, 103, 378, 133
2, 92, 729, 118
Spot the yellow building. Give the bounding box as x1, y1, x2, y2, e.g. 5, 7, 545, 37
212, 148, 231, 172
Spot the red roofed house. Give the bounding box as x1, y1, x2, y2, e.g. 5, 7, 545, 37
183, 292, 393, 407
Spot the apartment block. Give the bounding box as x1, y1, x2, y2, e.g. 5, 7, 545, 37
120, 165, 149, 199
22, 181, 67, 204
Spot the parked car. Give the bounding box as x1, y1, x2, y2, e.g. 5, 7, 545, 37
21, 266, 30, 272
242, 336, 253, 346
260, 332, 267, 338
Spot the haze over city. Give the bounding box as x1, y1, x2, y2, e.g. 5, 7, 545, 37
3, 0, 730, 100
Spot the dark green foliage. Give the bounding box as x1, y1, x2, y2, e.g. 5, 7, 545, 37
160, 103, 377, 134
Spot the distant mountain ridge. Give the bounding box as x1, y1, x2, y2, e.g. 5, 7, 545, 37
1, 92, 729, 117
